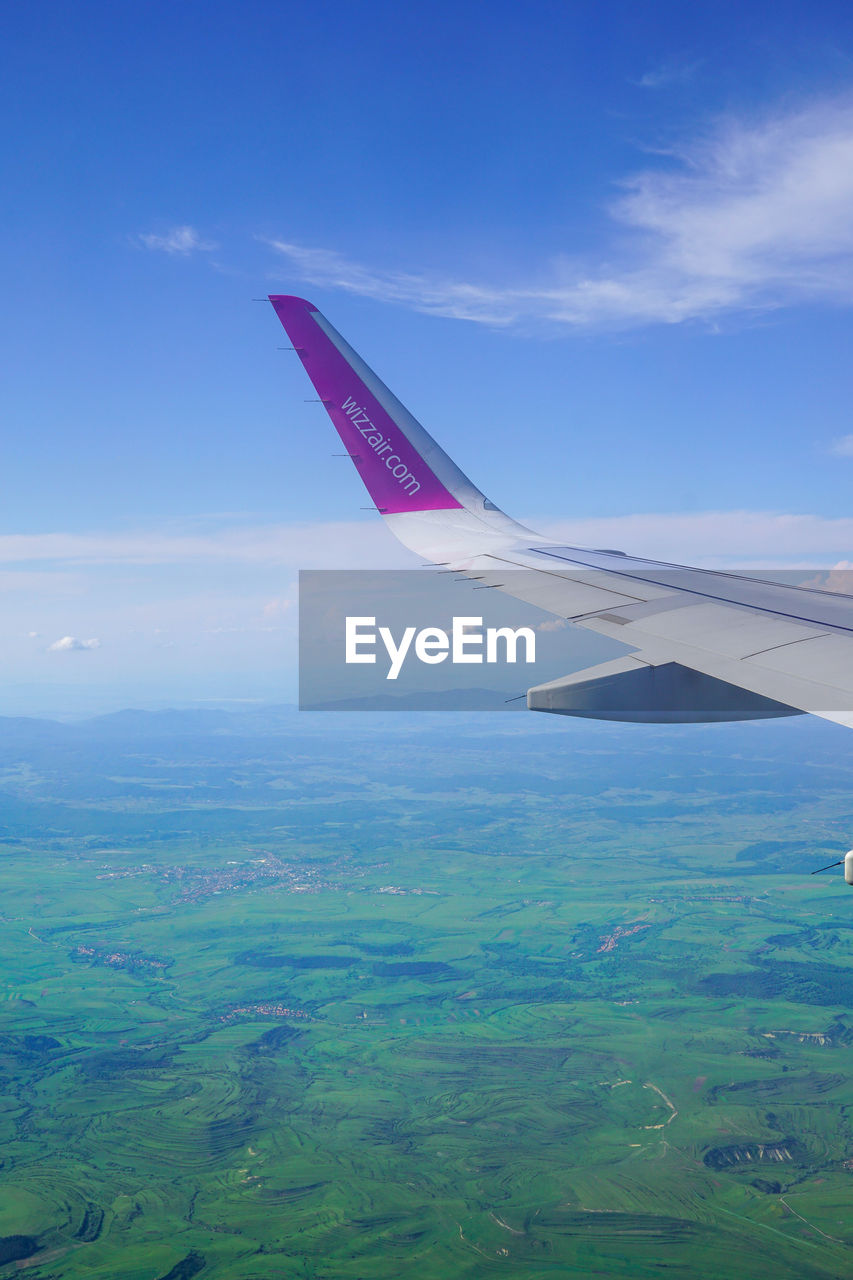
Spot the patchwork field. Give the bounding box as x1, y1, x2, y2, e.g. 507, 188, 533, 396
0, 709, 852, 1277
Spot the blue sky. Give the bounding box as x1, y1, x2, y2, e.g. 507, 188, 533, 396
5, 0, 853, 712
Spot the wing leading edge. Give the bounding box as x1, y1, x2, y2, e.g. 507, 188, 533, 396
271, 295, 853, 729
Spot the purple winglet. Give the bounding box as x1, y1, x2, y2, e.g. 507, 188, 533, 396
270, 296, 462, 515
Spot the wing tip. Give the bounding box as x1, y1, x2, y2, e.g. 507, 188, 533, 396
268, 294, 317, 312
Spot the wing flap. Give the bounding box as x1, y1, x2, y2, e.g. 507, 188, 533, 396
527, 656, 800, 723
576, 614, 853, 726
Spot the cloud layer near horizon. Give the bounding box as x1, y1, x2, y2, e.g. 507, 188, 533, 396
5, 512, 852, 707
3, 511, 853, 571
267, 97, 853, 329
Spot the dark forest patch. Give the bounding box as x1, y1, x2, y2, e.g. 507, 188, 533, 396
155, 1251, 206, 1280
0, 1236, 39, 1265
370, 961, 454, 978
700, 959, 853, 1008
0, 1033, 61, 1061
81, 1048, 175, 1081
75, 1204, 104, 1242
234, 951, 356, 970
244, 1025, 301, 1056
708, 1072, 845, 1102
359, 941, 415, 956
703, 1139, 806, 1170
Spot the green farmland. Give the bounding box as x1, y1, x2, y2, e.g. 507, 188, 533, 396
1, 709, 853, 1278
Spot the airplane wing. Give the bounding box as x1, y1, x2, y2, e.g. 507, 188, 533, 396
270, 295, 853, 728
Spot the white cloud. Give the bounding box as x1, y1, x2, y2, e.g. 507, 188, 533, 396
0, 569, 81, 593
1, 512, 852, 579
799, 563, 853, 593
0, 522, 415, 568
829, 434, 853, 457
48, 636, 101, 652
137, 225, 217, 254
262, 597, 294, 617
267, 97, 853, 329
538, 510, 853, 566
4, 513, 851, 712
264, 239, 516, 325
635, 59, 700, 90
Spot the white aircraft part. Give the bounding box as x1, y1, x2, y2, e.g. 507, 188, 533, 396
527, 656, 798, 723
270, 295, 853, 729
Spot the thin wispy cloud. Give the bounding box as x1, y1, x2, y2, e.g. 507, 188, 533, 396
635, 59, 700, 89
137, 225, 217, 254
267, 97, 853, 329
263, 240, 517, 325
829, 434, 853, 457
